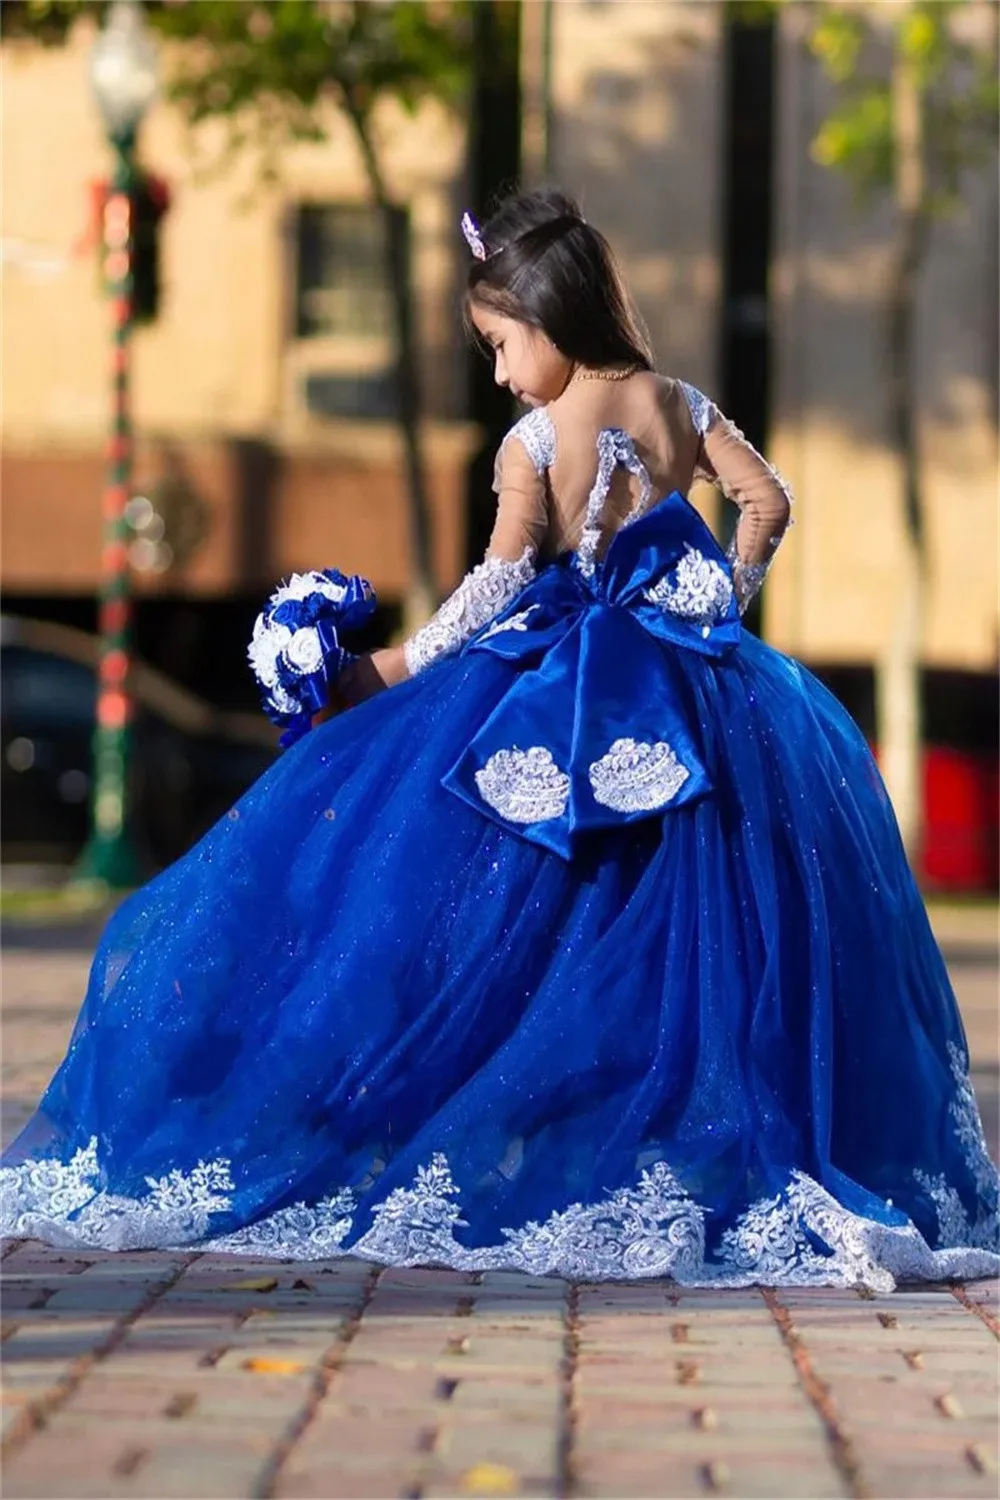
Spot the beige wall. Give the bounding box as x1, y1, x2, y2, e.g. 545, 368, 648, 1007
767, 2, 999, 671
538, 0, 724, 392
541, 0, 998, 673
4, 4, 998, 667
1, 20, 474, 600
1, 19, 466, 448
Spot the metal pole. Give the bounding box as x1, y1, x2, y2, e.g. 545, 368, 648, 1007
76, 131, 142, 888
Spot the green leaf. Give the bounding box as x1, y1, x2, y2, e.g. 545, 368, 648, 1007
809, 9, 865, 85
806, 0, 998, 217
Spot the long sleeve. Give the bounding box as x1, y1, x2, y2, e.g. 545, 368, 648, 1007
679, 383, 793, 612
402, 417, 551, 676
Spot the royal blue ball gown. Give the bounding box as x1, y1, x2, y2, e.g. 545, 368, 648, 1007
2, 424, 997, 1293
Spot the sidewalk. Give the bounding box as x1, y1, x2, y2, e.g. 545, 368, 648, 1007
1, 913, 997, 1499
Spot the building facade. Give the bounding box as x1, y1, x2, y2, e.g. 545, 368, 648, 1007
2, 16, 476, 610
531, 0, 998, 672
3, 1, 997, 879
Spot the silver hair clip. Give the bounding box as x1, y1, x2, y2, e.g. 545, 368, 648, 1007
461, 211, 487, 261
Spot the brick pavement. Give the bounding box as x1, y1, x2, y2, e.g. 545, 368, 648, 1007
1, 911, 998, 1499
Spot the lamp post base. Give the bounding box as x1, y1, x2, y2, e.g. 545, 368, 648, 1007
73, 832, 144, 891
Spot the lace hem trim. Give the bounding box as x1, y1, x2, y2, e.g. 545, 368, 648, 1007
3, 1144, 996, 1291
4, 1048, 995, 1289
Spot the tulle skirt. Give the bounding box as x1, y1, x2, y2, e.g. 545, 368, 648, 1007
2, 631, 997, 1291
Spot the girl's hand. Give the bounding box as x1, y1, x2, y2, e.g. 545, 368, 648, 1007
338, 647, 409, 708
311, 647, 410, 728
311, 683, 346, 728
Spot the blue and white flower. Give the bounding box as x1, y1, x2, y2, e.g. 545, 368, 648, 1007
248, 568, 376, 746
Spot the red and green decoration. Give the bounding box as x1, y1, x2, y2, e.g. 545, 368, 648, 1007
78, 170, 170, 325
78, 157, 170, 886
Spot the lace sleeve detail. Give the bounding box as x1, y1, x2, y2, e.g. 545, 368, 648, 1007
492, 408, 557, 493
678, 381, 717, 438
404, 408, 549, 675
679, 381, 793, 615
403, 549, 538, 676
724, 539, 775, 614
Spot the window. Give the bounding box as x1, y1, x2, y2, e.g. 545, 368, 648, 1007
295, 203, 407, 342
288, 202, 409, 422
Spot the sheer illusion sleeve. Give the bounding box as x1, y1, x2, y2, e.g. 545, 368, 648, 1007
402, 418, 550, 676
679, 382, 793, 613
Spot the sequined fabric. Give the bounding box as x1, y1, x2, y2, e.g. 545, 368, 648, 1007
3, 615, 996, 1286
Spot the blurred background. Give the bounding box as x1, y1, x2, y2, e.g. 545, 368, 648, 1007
1, 0, 997, 893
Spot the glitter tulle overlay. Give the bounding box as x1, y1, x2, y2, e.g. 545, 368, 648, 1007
3, 504, 997, 1289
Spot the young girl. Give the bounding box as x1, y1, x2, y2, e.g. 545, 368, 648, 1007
3, 190, 997, 1291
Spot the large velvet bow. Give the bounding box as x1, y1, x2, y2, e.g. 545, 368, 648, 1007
442, 492, 741, 858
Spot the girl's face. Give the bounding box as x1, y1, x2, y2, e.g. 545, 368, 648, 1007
470, 302, 573, 407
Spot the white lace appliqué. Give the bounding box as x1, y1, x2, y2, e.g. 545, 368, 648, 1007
726, 537, 773, 616
479, 605, 541, 642
3, 1134, 998, 1290
0, 1139, 234, 1252
645, 545, 734, 637
577, 428, 653, 579
492, 408, 556, 490
474, 746, 570, 824
404, 549, 537, 676
678, 381, 716, 438
589, 739, 690, 813
915, 1041, 1000, 1251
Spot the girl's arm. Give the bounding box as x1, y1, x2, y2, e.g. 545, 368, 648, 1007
680, 383, 793, 613
339, 432, 549, 706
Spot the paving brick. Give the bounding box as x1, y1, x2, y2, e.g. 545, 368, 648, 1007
290, 1413, 435, 1458
860, 1461, 998, 1498
431, 1336, 567, 1373
3, 1318, 116, 1362
42, 1281, 161, 1315
375, 1266, 477, 1288
325, 1360, 449, 1407
277, 1462, 425, 1498
444, 1382, 563, 1421
1, 1248, 94, 1275
2, 930, 997, 1499
963, 1277, 1000, 1306
1, 1428, 153, 1499
576, 1394, 823, 1429
575, 1425, 837, 1460
111, 1436, 275, 1499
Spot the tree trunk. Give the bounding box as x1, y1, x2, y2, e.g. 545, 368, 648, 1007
465, 0, 520, 564
344, 100, 437, 636
877, 34, 928, 864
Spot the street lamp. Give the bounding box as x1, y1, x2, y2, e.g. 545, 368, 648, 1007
77, 0, 158, 888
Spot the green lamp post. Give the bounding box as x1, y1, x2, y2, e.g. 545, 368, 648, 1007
77, 0, 158, 889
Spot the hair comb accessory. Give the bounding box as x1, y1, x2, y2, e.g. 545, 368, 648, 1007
461, 211, 487, 261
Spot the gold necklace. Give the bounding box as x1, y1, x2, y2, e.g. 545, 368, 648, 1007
570, 363, 641, 385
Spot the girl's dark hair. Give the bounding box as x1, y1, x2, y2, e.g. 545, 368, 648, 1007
466, 188, 655, 371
